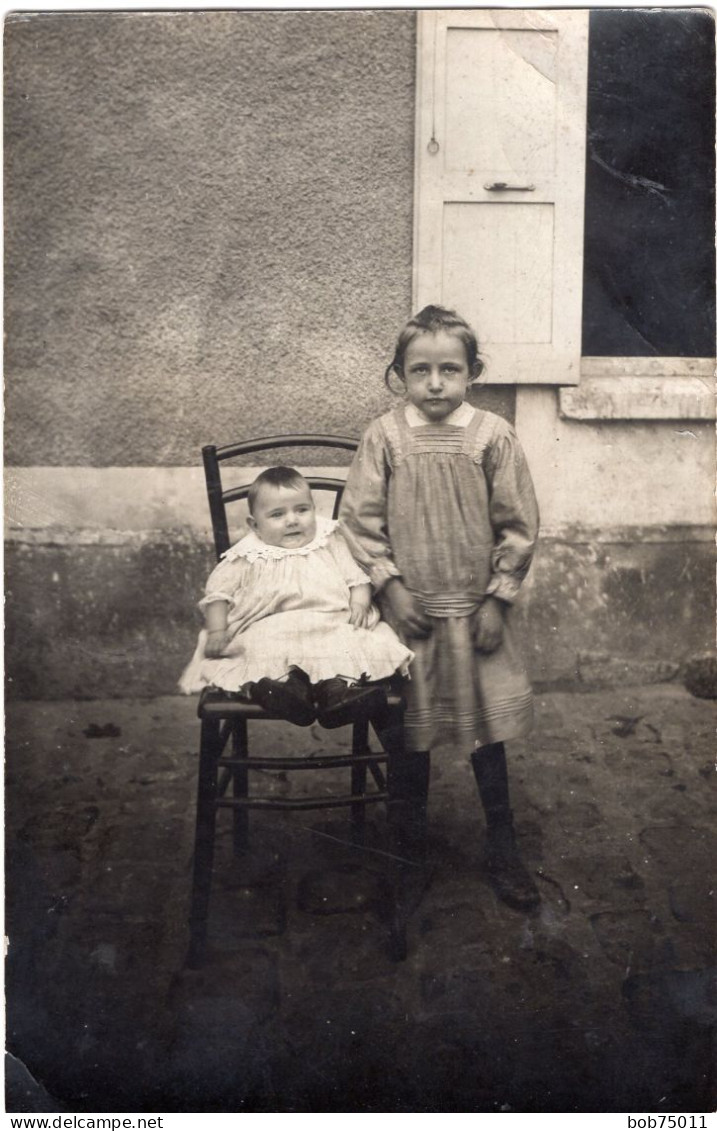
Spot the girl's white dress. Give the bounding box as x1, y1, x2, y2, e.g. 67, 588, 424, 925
179, 516, 413, 695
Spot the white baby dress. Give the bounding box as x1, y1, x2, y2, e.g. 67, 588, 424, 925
179, 516, 413, 695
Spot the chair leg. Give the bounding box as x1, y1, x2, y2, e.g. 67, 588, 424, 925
350, 715, 370, 847
232, 716, 249, 856
187, 715, 222, 968
371, 698, 412, 961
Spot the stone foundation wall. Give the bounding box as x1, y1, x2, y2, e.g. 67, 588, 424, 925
6, 527, 713, 700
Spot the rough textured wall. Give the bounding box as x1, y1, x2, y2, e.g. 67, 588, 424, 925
5, 10, 417, 466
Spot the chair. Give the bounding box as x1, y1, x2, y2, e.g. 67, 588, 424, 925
187, 434, 409, 966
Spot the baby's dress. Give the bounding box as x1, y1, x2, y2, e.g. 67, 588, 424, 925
179, 516, 413, 695
340, 403, 540, 754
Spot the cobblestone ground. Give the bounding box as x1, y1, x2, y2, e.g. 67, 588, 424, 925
5, 685, 716, 1113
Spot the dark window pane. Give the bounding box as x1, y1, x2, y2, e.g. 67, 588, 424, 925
582, 10, 715, 356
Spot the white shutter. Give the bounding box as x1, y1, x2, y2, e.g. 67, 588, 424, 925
413, 9, 589, 384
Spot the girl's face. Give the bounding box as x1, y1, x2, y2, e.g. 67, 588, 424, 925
247, 481, 317, 548
400, 331, 473, 421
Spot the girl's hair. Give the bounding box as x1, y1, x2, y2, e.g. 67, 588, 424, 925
384, 304, 485, 390
247, 466, 309, 514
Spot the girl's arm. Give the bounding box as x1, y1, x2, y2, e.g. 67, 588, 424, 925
473, 422, 539, 653
484, 423, 540, 602
339, 421, 402, 590
340, 423, 431, 639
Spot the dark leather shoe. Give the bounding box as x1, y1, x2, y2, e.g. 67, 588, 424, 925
485, 822, 540, 911
251, 670, 316, 726
314, 678, 388, 730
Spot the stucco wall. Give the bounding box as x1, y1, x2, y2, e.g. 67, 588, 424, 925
4, 10, 714, 700
5, 10, 417, 466
516, 389, 714, 532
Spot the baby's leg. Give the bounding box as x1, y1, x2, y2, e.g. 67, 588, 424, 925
249, 669, 315, 727
314, 677, 388, 730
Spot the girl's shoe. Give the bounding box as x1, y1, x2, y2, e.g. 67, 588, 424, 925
484, 821, 540, 911
314, 678, 388, 729
250, 670, 316, 726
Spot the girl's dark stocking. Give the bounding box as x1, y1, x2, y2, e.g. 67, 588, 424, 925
470, 742, 539, 910
387, 749, 431, 867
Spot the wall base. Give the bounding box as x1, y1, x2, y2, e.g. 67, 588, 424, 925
6, 526, 714, 700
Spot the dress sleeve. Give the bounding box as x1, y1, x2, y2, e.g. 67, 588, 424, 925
326, 531, 373, 589
483, 422, 540, 604
339, 419, 402, 591
198, 556, 245, 610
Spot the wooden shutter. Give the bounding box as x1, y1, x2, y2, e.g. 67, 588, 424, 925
413, 9, 589, 384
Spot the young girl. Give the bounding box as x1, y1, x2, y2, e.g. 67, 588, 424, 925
339, 305, 540, 910
179, 465, 413, 729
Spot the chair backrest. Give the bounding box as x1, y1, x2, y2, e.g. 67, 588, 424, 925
202, 434, 359, 560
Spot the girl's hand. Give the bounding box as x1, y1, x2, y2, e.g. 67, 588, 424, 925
348, 586, 372, 630
384, 578, 432, 640
472, 596, 505, 654
204, 628, 230, 658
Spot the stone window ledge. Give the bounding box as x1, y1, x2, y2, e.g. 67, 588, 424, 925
559, 357, 715, 420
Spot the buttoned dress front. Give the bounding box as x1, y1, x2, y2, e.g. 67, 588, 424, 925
339, 402, 540, 754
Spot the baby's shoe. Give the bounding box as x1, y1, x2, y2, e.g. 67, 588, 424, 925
250, 670, 316, 727
314, 678, 388, 730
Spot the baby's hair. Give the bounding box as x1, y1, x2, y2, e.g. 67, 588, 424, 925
384, 304, 485, 389
247, 466, 309, 515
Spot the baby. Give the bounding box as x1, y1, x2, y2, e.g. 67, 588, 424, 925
179, 466, 412, 728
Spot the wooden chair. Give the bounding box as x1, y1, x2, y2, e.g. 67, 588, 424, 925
187, 434, 409, 966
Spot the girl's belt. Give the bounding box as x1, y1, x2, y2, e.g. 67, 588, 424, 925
411, 591, 483, 617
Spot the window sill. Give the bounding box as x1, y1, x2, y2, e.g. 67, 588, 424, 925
558, 357, 714, 420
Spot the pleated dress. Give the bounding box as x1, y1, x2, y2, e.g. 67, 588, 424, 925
178, 516, 413, 696
340, 402, 540, 754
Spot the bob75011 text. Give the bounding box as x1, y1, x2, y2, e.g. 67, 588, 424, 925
628, 1118, 709, 1129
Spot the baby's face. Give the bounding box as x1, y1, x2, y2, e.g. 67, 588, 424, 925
248, 482, 317, 549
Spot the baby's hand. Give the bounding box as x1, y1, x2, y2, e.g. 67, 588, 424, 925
472, 597, 505, 654
348, 588, 372, 630
204, 628, 230, 658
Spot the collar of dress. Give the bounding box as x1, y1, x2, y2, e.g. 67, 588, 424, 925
222, 515, 338, 563
404, 401, 476, 427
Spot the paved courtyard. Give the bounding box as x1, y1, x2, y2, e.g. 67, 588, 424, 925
5, 682, 716, 1112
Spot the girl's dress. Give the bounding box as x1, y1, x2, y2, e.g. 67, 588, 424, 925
340, 401, 539, 754
179, 515, 413, 695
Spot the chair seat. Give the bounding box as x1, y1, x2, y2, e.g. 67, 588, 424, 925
198, 686, 405, 719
